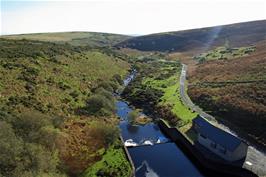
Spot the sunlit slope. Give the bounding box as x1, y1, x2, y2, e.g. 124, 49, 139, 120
0, 38, 131, 176
116, 20, 266, 52
0, 38, 129, 115
1, 32, 131, 46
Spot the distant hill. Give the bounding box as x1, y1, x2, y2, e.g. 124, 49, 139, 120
116, 20, 266, 52
1, 32, 131, 46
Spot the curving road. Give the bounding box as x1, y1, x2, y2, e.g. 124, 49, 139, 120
180, 64, 216, 122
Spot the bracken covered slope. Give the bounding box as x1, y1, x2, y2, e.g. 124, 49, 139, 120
188, 41, 266, 148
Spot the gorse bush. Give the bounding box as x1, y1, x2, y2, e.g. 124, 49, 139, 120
85, 94, 115, 116
95, 81, 119, 93
83, 79, 122, 116
94, 87, 114, 101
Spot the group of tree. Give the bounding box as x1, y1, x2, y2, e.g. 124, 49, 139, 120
0, 111, 66, 177
82, 75, 122, 116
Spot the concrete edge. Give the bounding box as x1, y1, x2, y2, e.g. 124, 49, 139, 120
120, 135, 136, 177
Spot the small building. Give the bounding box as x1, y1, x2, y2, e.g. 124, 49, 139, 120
192, 115, 248, 162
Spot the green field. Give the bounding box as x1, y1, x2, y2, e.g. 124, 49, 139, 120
143, 73, 197, 123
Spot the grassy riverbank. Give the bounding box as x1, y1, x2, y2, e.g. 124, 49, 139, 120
144, 74, 197, 123
122, 59, 196, 127
82, 140, 132, 177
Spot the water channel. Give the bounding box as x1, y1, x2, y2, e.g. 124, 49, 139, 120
115, 71, 206, 177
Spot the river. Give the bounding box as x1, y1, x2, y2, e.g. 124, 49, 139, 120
115, 71, 206, 177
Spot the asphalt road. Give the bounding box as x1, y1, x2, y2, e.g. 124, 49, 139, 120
180, 64, 234, 133
180, 64, 216, 121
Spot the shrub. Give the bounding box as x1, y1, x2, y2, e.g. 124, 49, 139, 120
94, 87, 114, 101
89, 121, 119, 146
85, 94, 115, 116
58, 81, 71, 90
95, 81, 119, 93
155, 105, 180, 126
0, 121, 23, 176
11, 111, 58, 148
0, 113, 64, 177
127, 110, 139, 124
112, 74, 123, 85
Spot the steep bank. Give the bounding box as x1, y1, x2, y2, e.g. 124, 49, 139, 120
0, 38, 131, 176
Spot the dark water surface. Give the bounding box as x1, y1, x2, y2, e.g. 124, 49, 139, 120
116, 100, 205, 177
129, 143, 204, 177
117, 101, 169, 145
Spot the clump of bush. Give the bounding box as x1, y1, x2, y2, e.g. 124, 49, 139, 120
82, 76, 124, 116
0, 111, 66, 177
7, 95, 45, 113
84, 82, 118, 116
112, 74, 123, 85
85, 93, 115, 116
89, 121, 119, 147
95, 80, 119, 93
155, 105, 180, 126
127, 110, 139, 124
122, 83, 164, 113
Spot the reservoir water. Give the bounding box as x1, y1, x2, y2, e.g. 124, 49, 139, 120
116, 100, 205, 177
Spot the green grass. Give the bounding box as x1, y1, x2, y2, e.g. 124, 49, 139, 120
82, 142, 132, 177
143, 73, 197, 123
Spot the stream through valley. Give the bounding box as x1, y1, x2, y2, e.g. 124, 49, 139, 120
115, 71, 206, 177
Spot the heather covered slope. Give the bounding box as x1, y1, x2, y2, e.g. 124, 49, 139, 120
188, 41, 266, 148
0, 38, 131, 176
1, 32, 131, 46
116, 20, 266, 52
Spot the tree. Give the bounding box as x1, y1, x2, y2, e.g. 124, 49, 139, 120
127, 110, 139, 124
0, 121, 23, 176
12, 111, 51, 143
94, 87, 114, 101
0, 112, 66, 177
85, 94, 115, 116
